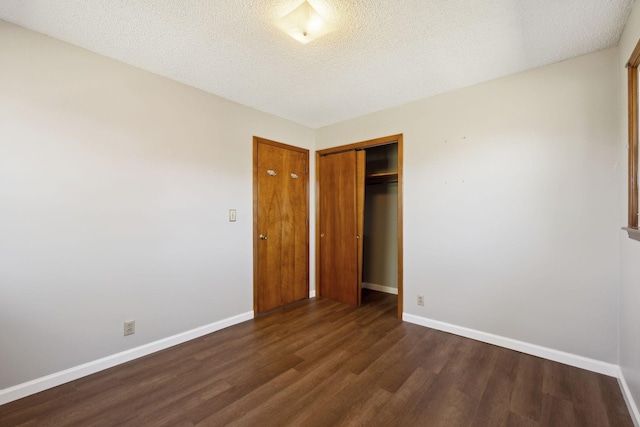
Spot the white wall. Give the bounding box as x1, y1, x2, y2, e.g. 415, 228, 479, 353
317, 48, 620, 363
618, 0, 640, 416
0, 21, 314, 389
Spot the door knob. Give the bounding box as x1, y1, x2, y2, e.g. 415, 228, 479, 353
259, 234, 268, 240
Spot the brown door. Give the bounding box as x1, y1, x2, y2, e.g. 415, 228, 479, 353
254, 137, 308, 314
356, 150, 366, 305
318, 150, 366, 306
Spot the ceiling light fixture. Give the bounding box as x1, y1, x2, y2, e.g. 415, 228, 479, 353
276, 1, 335, 44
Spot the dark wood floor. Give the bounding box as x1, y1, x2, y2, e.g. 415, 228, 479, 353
0, 290, 633, 426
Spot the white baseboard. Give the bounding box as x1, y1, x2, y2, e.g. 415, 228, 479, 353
618, 367, 640, 427
402, 313, 619, 377
362, 282, 398, 295
0, 311, 254, 406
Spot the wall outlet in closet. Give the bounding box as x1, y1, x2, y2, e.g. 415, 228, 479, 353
417, 295, 424, 306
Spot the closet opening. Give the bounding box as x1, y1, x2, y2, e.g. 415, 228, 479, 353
362, 144, 399, 299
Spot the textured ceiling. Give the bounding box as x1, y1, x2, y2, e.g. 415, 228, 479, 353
0, 0, 634, 128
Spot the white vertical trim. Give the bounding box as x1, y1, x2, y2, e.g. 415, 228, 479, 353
0, 311, 254, 406
402, 313, 619, 377
309, 289, 316, 298
619, 367, 640, 427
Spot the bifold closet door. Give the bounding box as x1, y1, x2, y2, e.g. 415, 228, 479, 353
318, 150, 365, 306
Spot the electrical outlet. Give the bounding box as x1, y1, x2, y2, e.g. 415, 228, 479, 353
417, 295, 424, 306
229, 209, 236, 222
124, 320, 135, 336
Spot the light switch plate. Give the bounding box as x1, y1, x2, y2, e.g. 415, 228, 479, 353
229, 209, 236, 222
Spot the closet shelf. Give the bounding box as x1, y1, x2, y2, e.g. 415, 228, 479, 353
366, 171, 398, 184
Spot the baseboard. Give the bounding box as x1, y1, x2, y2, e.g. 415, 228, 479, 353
362, 282, 398, 295
402, 313, 619, 377
0, 311, 254, 406
618, 367, 640, 427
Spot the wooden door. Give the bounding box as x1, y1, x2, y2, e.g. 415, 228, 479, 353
318, 150, 366, 306
356, 150, 366, 305
254, 138, 308, 314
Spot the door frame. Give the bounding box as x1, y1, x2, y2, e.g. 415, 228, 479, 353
316, 134, 404, 319
253, 136, 310, 316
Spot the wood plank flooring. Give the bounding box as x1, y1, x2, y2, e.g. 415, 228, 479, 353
0, 290, 633, 426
